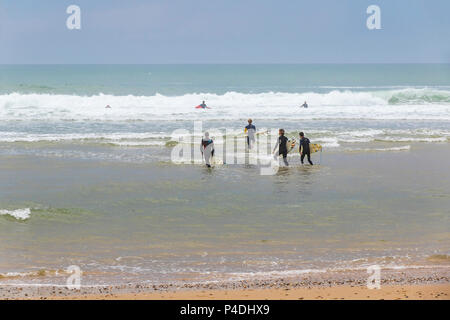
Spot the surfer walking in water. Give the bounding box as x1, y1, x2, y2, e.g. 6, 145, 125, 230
299, 132, 313, 165
200, 132, 215, 168
273, 129, 289, 166
300, 101, 308, 108
244, 119, 256, 149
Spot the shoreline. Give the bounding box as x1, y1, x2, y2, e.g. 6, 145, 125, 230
1, 266, 449, 300
53, 283, 450, 300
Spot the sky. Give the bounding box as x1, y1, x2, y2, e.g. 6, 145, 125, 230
0, 0, 449, 64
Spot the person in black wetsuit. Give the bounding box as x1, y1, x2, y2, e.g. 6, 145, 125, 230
299, 132, 313, 165
273, 129, 289, 166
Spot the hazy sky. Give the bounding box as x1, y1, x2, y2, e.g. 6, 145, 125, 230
1, 0, 449, 64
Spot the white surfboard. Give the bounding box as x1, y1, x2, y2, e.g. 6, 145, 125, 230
286, 137, 297, 154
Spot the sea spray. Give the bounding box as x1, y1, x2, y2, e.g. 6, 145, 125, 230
0, 208, 31, 220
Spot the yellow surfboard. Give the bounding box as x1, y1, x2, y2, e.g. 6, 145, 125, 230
310, 143, 322, 154
300, 143, 322, 154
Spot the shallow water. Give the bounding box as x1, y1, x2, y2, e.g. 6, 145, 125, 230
0, 144, 448, 285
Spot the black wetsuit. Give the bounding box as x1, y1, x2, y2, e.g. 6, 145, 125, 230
299, 137, 313, 165
278, 135, 289, 166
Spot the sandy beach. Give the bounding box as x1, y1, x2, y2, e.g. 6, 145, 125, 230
1, 266, 448, 300
56, 284, 450, 300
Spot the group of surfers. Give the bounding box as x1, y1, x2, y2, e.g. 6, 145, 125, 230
201, 119, 314, 168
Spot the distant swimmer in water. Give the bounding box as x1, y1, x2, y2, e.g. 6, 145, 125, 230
105, 105, 111, 109
299, 132, 313, 165
244, 119, 256, 149
273, 129, 289, 166
300, 101, 308, 108
200, 132, 215, 168
196, 101, 211, 109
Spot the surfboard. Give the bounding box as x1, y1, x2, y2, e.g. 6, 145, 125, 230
300, 143, 322, 154
310, 143, 322, 154
286, 137, 296, 154
274, 137, 296, 157
237, 129, 267, 138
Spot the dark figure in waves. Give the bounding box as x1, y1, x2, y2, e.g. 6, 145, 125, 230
196, 101, 211, 109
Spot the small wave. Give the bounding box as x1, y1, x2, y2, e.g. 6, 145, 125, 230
375, 145, 411, 151
314, 137, 340, 148
0, 132, 172, 143
375, 137, 447, 143
0, 208, 31, 220
387, 88, 450, 104
0, 269, 67, 280
224, 264, 449, 282
348, 145, 411, 152
107, 141, 166, 147
227, 269, 326, 280
0, 271, 35, 279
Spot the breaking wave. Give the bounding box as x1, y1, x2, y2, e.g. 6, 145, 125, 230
0, 208, 31, 220
0, 88, 449, 121
0, 128, 448, 147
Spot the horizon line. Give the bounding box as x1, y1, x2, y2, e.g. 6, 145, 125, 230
1, 62, 449, 66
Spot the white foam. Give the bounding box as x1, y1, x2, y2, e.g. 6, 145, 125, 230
228, 269, 326, 280
0, 89, 449, 121
0, 130, 445, 144
0, 132, 171, 143
377, 137, 447, 142
349, 145, 411, 152
0, 208, 31, 220
224, 264, 450, 282
374, 145, 411, 151
0, 271, 35, 278
107, 141, 166, 146
314, 137, 340, 148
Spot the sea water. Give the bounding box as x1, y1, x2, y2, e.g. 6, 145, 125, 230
0, 64, 449, 285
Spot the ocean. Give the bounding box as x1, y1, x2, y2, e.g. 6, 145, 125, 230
0, 64, 449, 286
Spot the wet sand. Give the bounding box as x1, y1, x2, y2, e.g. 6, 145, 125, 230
1, 267, 448, 300
57, 283, 450, 300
